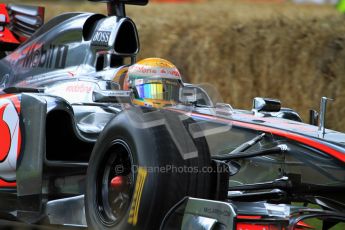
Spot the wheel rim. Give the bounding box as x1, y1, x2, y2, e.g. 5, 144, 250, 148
96, 140, 134, 226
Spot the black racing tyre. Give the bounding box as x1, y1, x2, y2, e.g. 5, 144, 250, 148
85, 107, 212, 230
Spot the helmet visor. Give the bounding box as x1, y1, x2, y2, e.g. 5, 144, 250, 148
135, 79, 181, 102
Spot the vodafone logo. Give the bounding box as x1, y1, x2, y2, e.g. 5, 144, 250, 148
0, 99, 21, 182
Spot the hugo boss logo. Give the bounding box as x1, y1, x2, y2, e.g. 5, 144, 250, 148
91, 31, 111, 46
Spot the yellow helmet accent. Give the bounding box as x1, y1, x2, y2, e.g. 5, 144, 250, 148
112, 66, 129, 90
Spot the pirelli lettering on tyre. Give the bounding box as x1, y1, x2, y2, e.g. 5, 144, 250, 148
91, 31, 111, 47
128, 167, 147, 226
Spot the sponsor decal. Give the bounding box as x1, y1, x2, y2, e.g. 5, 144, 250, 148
128, 167, 147, 226
45, 82, 96, 104
203, 207, 232, 217
65, 84, 92, 93
21, 44, 69, 69
129, 64, 181, 78
0, 96, 21, 186
131, 65, 158, 75
91, 31, 111, 47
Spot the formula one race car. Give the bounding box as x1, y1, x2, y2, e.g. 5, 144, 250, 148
0, 0, 345, 229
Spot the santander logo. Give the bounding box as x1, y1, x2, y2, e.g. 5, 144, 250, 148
0, 98, 21, 182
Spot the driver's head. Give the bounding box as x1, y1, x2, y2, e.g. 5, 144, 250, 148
125, 58, 183, 108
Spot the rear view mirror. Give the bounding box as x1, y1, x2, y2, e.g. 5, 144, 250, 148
252, 97, 281, 112
179, 87, 197, 104
179, 85, 214, 107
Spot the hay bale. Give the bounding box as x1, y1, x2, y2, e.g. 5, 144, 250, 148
130, 1, 345, 132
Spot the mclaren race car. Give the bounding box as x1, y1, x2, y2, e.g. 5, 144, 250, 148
0, 0, 344, 229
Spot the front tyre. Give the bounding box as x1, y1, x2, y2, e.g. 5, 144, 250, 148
85, 107, 212, 229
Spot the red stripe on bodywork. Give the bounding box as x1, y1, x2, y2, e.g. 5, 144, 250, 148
237, 215, 262, 220
182, 111, 345, 163
231, 120, 345, 163
0, 94, 21, 109
0, 179, 16, 187
0, 94, 12, 99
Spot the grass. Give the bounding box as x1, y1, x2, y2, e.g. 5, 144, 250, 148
293, 202, 345, 230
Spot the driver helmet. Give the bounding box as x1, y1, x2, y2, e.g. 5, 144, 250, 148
125, 58, 183, 108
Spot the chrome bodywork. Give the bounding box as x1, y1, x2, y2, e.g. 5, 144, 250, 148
181, 198, 236, 230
